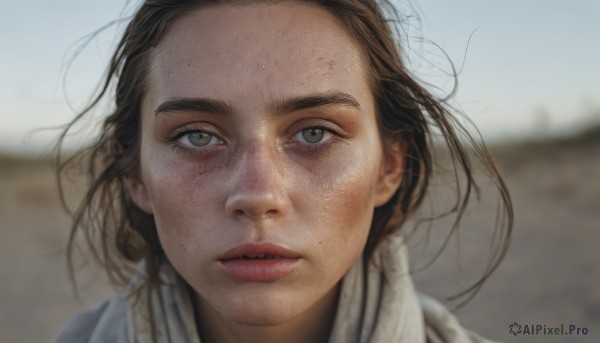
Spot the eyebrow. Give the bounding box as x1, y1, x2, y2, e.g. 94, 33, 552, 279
155, 97, 234, 117
154, 90, 361, 117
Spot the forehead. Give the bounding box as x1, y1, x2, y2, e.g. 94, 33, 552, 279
146, 2, 372, 108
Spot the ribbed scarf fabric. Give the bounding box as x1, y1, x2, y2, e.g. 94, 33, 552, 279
54, 233, 497, 342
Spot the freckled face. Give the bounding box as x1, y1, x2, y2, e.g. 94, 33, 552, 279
133, 3, 397, 326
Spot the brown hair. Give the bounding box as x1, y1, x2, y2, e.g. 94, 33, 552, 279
57, 0, 512, 306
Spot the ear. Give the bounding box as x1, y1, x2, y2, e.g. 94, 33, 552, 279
373, 141, 407, 207
124, 167, 154, 214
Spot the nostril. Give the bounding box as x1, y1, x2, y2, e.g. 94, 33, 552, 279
265, 209, 279, 218
231, 208, 279, 219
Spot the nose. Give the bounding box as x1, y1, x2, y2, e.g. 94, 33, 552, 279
225, 141, 288, 221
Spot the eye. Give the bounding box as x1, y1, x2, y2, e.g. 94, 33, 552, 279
177, 131, 223, 148
294, 127, 333, 144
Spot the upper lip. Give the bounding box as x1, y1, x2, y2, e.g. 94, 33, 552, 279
218, 242, 301, 260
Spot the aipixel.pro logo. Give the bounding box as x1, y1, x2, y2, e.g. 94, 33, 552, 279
509, 322, 588, 336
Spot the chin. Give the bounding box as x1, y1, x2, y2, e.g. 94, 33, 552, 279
217, 288, 305, 326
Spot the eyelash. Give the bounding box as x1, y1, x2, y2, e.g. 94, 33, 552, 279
292, 126, 342, 153
166, 127, 221, 155
166, 125, 343, 155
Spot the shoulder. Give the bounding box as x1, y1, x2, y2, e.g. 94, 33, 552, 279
419, 294, 501, 343
53, 293, 130, 343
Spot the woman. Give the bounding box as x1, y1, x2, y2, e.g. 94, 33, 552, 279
55, 0, 512, 342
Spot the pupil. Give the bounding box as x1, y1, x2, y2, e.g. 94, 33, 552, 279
188, 132, 211, 146
302, 128, 324, 143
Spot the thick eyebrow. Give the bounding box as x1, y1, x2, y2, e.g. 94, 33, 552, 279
274, 91, 361, 115
154, 90, 361, 117
155, 97, 235, 117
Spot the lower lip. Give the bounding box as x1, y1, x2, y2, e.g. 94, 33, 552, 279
217, 258, 300, 282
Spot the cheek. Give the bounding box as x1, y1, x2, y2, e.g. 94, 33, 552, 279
297, 145, 381, 261
141, 158, 226, 257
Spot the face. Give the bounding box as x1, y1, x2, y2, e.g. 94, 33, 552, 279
128, 2, 404, 328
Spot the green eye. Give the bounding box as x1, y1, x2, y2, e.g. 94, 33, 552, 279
187, 132, 213, 146
300, 128, 327, 144
178, 131, 222, 147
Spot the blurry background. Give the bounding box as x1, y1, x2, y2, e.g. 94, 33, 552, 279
0, 0, 598, 342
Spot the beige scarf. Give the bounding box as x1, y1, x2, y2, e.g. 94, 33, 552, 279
127, 233, 495, 342
55, 233, 497, 342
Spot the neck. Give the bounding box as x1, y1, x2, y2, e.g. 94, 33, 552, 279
193, 284, 340, 343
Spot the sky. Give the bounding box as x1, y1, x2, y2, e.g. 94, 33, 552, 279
1, 0, 599, 153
